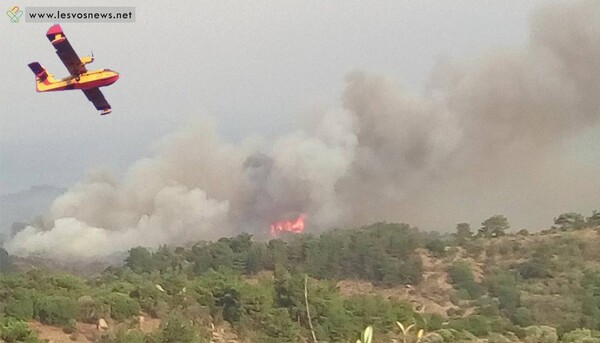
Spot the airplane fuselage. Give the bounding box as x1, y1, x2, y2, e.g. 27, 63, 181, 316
36, 68, 119, 92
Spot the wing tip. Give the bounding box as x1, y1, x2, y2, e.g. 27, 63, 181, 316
46, 24, 63, 37
100, 108, 112, 115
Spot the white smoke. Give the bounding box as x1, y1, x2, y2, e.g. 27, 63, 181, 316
6, 0, 600, 260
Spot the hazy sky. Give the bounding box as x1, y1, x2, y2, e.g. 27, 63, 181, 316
1, 1, 599, 242
2, 0, 572, 193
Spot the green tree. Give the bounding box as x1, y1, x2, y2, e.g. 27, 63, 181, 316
455, 223, 473, 245
425, 239, 447, 258
125, 247, 154, 273
213, 283, 243, 323
262, 308, 300, 343
229, 233, 253, 254
587, 210, 600, 227
245, 244, 269, 275
554, 212, 586, 230
0, 248, 13, 274
484, 268, 520, 312
208, 240, 235, 271
479, 215, 510, 238
153, 245, 176, 273
267, 239, 289, 270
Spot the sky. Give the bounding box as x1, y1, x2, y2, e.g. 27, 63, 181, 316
1, 0, 563, 193
1, 1, 599, 256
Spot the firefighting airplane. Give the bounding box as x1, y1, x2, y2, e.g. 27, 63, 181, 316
27, 24, 119, 115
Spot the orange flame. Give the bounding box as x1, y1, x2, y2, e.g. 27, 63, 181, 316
270, 214, 306, 237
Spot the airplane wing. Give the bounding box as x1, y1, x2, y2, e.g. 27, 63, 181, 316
46, 24, 87, 76
82, 88, 112, 115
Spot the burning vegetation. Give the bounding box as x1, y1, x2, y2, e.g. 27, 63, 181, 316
269, 214, 306, 237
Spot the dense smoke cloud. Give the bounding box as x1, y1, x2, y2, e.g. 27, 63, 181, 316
6, 0, 600, 260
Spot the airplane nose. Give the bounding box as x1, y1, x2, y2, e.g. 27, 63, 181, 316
104, 72, 119, 85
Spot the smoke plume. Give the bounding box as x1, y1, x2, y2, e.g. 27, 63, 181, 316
6, 0, 600, 260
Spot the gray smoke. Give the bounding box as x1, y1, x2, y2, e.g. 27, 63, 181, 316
6, 0, 600, 260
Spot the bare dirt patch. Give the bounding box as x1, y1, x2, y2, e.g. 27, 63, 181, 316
29, 321, 92, 343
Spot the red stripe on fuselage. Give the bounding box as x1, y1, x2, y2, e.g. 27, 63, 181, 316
78, 75, 119, 90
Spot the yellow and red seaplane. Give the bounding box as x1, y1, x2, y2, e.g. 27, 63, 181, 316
28, 24, 119, 115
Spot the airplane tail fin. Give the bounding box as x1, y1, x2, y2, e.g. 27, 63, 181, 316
28, 62, 48, 80
28, 62, 58, 91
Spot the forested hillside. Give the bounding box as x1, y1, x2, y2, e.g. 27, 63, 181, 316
1, 211, 599, 343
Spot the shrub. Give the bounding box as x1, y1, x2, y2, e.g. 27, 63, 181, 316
447, 315, 491, 337
475, 297, 500, 316
562, 329, 600, 343
447, 262, 481, 299
35, 295, 79, 326
129, 282, 169, 318
105, 293, 141, 321
517, 259, 552, 279
112, 328, 148, 343
78, 296, 110, 323
424, 313, 444, 331
437, 328, 476, 342
463, 239, 485, 257
511, 307, 534, 327
4, 293, 35, 320
436, 328, 455, 342
62, 319, 77, 334
155, 312, 205, 343
0, 317, 42, 343
524, 326, 558, 343
488, 333, 511, 343
423, 332, 444, 343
